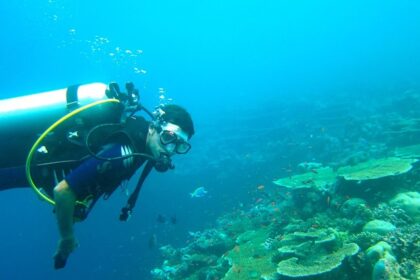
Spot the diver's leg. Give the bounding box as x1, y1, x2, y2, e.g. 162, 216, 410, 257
0, 166, 30, 191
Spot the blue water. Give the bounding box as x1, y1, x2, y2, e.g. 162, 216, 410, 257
0, 1, 420, 279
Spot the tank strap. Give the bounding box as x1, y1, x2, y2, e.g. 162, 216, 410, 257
66, 84, 80, 109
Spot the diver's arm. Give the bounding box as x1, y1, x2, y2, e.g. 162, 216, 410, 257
54, 180, 76, 240
53, 180, 78, 269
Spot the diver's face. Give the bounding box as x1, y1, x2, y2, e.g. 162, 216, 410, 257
146, 126, 174, 159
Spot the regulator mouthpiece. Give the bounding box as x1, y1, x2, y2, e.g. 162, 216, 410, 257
154, 153, 174, 172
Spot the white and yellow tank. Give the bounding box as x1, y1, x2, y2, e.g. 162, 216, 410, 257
0, 83, 121, 168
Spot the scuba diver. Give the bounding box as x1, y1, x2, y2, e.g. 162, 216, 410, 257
0, 82, 195, 269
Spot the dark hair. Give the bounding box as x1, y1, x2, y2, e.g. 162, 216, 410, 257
161, 104, 195, 139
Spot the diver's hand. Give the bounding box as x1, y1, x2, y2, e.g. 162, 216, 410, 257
53, 237, 79, 269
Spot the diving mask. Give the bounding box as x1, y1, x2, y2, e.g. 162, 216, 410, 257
159, 122, 191, 154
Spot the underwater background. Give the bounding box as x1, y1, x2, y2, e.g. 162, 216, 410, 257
0, 0, 419, 279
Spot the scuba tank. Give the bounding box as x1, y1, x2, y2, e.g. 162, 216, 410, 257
0, 83, 121, 168
0, 81, 168, 220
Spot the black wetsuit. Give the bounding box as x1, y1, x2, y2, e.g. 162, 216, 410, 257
0, 116, 151, 213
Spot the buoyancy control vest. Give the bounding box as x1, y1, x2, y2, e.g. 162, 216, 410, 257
0, 82, 157, 219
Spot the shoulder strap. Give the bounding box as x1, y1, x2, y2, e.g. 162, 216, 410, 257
119, 160, 154, 221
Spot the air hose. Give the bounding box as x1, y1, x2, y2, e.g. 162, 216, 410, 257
25, 99, 120, 206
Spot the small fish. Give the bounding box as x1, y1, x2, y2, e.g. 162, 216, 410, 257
148, 234, 157, 249
156, 214, 177, 225
156, 214, 167, 224
190, 187, 208, 198
257, 185, 265, 191
301, 179, 314, 185
233, 245, 241, 252
188, 231, 200, 238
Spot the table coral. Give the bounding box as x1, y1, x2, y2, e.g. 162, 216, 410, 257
273, 166, 337, 191
337, 157, 416, 181
275, 229, 359, 278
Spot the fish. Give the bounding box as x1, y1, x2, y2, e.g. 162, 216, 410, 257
156, 214, 177, 225
190, 186, 208, 198
156, 214, 167, 224
326, 195, 331, 207
309, 168, 318, 174
301, 179, 314, 185
148, 233, 157, 249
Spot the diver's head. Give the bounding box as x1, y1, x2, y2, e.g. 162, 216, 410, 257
146, 104, 195, 172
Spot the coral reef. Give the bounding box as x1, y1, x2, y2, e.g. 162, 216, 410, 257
394, 144, 420, 159
371, 251, 402, 280
152, 146, 419, 280
363, 220, 396, 235
223, 228, 277, 280
366, 241, 393, 263
348, 231, 384, 251
151, 229, 234, 280
385, 224, 420, 279
372, 203, 413, 227
389, 192, 420, 222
